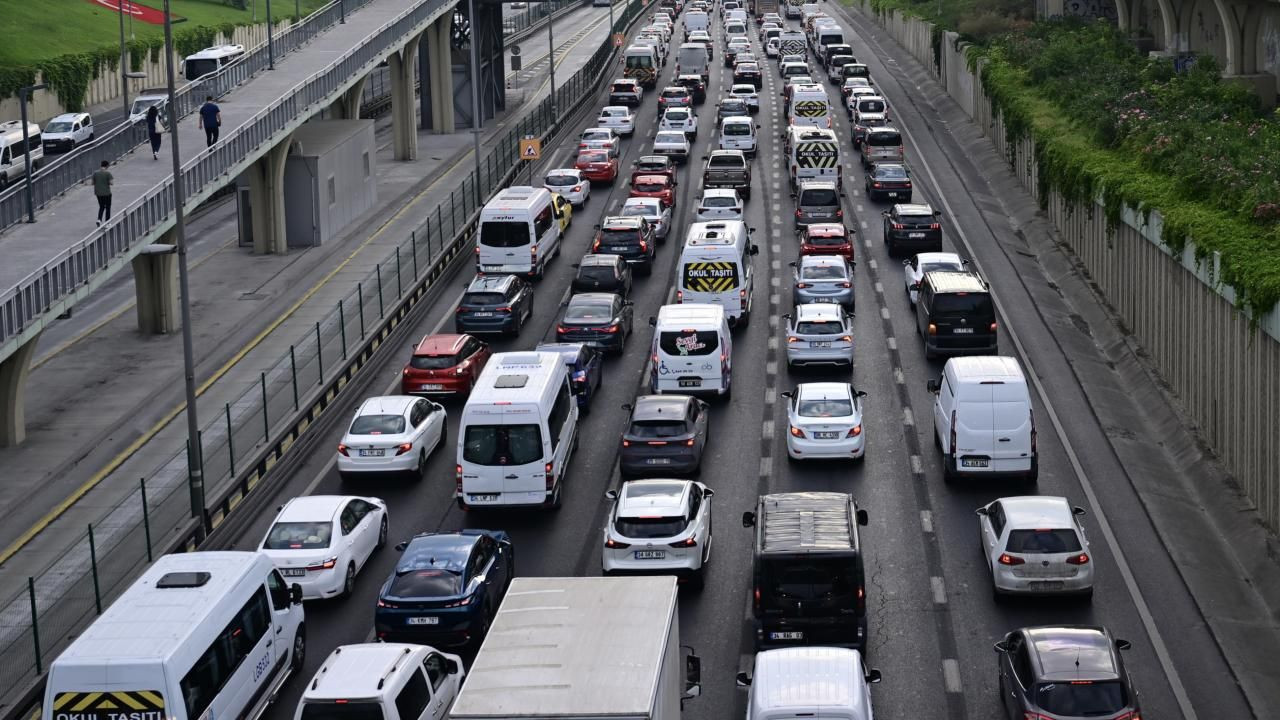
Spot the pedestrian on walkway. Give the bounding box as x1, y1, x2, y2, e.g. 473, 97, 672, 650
199, 96, 222, 147
93, 161, 113, 227
146, 105, 163, 159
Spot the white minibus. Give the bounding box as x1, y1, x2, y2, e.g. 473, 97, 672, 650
677, 221, 759, 325
476, 186, 561, 279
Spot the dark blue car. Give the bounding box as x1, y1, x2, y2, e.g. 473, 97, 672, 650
455, 274, 534, 336
375, 529, 514, 649
535, 342, 604, 411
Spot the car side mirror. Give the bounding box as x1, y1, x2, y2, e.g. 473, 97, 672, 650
993, 640, 1010, 653
683, 650, 702, 700
749, 244, 759, 256
755, 124, 761, 129
605, 489, 619, 500
703, 488, 715, 498
735, 671, 752, 687
788, 260, 797, 267
624, 300, 635, 306
1073, 506, 1087, 516
902, 259, 911, 266
927, 379, 939, 393
394, 541, 409, 551
649, 316, 657, 327
856, 508, 869, 526
866, 668, 882, 684
290, 584, 304, 605
445, 659, 460, 674
742, 511, 756, 527
881, 210, 889, 216
781, 313, 791, 320
856, 390, 868, 398
1116, 639, 1132, 651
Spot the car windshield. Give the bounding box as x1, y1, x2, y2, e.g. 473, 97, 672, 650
565, 300, 615, 323
876, 166, 908, 180
801, 188, 839, 205
480, 221, 531, 247
932, 292, 994, 317
1035, 681, 1128, 716
796, 320, 844, 334
724, 123, 751, 136
350, 414, 405, 435
410, 354, 459, 370
300, 701, 384, 720
802, 265, 847, 280
263, 522, 332, 550
635, 181, 667, 192
45, 121, 74, 133
702, 196, 737, 208
615, 515, 689, 538
798, 397, 853, 417
621, 203, 657, 218
463, 292, 506, 306
463, 424, 543, 465
629, 420, 689, 438
1006, 529, 1083, 554
761, 557, 858, 606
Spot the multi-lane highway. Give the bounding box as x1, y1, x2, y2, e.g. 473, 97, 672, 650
209, 4, 1256, 719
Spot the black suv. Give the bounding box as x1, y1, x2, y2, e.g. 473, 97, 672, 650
995, 626, 1140, 720
717, 98, 751, 124
915, 271, 997, 359
592, 217, 657, 275
572, 254, 633, 296
882, 203, 942, 256
743, 492, 870, 651
454, 274, 534, 336
675, 74, 708, 104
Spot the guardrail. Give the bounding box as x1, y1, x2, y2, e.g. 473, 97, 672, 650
0, 0, 653, 714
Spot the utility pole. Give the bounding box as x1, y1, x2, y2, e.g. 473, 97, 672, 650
467, 0, 485, 194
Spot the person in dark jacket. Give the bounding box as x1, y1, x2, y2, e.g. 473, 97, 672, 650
146, 105, 163, 159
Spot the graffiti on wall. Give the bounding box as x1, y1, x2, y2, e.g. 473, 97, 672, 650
1064, 0, 1118, 22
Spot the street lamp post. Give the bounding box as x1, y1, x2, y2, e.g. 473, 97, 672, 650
266, 0, 275, 69
119, 0, 129, 121
162, 0, 206, 541
19, 83, 47, 224
547, 6, 557, 123
467, 0, 484, 195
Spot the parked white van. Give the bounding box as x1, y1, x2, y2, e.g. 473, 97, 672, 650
456, 352, 578, 510
184, 44, 246, 81
677, 220, 758, 326
927, 356, 1038, 483
43, 552, 305, 720
649, 304, 733, 398
736, 647, 880, 720
476, 186, 561, 279
294, 644, 465, 720
0, 120, 43, 189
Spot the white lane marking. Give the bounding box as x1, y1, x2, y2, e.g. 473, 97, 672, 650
942, 659, 962, 693
766, 360, 778, 375
860, 219, 869, 229
894, 367, 905, 385
770, 243, 781, 253
770, 276, 780, 288
762, 420, 774, 439
863, 235, 873, 249
903, 407, 914, 427
909, 454, 922, 474
765, 387, 776, 405
886, 336, 897, 350
769, 293, 780, 305
931, 576, 947, 605
873, 281, 883, 294
768, 336, 778, 351
773, 215, 783, 224
771, 259, 781, 270
920, 509, 934, 533
856, 203, 865, 213
880, 307, 890, 320
868, 259, 877, 270
769, 315, 779, 329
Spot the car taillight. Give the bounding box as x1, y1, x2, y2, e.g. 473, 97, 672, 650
846, 424, 862, 437
891, 222, 904, 230
394, 443, 412, 456
1113, 713, 1142, 720
796, 282, 809, 289
606, 538, 631, 549
789, 425, 805, 438
669, 536, 697, 548
557, 325, 569, 334
602, 324, 620, 333
928, 323, 938, 336
795, 209, 802, 218
906, 181, 913, 188
455, 464, 463, 492
753, 586, 761, 612
592, 239, 601, 251
573, 185, 582, 192
337, 443, 349, 456
998, 553, 1025, 566
739, 288, 747, 299
1022, 713, 1054, 720
1066, 553, 1091, 565
787, 336, 800, 343
839, 335, 852, 342
441, 596, 473, 608
840, 281, 851, 288
872, 182, 882, 188
496, 306, 512, 313
990, 322, 999, 333
545, 462, 555, 489
307, 556, 338, 571
676, 289, 684, 302
639, 239, 649, 251
930, 223, 940, 230
685, 438, 696, 447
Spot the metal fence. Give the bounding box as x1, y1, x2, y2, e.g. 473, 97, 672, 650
0, 0, 378, 235
0, 0, 650, 710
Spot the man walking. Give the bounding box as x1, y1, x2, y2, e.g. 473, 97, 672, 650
199, 95, 222, 147
92, 160, 113, 227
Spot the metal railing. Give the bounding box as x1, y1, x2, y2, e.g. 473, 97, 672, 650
0, 0, 379, 235
0, 0, 652, 712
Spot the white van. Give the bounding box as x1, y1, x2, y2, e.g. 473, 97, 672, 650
649, 304, 733, 398
476, 186, 561, 279
814, 25, 846, 60
787, 84, 833, 129
736, 647, 880, 720
719, 116, 758, 155
685, 10, 710, 33
624, 45, 661, 87
184, 44, 246, 81
295, 644, 465, 720
43, 552, 305, 720
677, 220, 759, 325
927, 356, 1038, 483
677, 42, 710, 81
456, 352, 579, 510
0, 120, 43, 189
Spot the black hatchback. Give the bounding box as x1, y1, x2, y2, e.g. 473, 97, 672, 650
995, 626, 1140, 720
882, 203, 942, 256
864, 162, 913, 203
592, 217, 657, 275
717, 98, 751, 124
676, 74, 708, 103
619, 394, 710, 477
734, 62, 763, 88
572, 254, 633, 296
454, 274, 534, 336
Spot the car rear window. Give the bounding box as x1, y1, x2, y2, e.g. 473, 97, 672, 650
723, 123, 751, 136
801, 264, 847, 280
615, 515, 689, 538
545, 174, 577, 187
708, 154, 743, 167
931, 292, 994, 317
805, 232, 846, 246
629, 420, 689, 438
876, 166, 908, 180
350, 414, 406, 435
263, 522, 332, 550
760, 557, 859, 606
480, 221, 530, 247
579, 151, 608, 163
659, 330, 719, 356
800, 188, 839, 205
601, 228, 641, 243
410, 354, 459, 370
463, 292, 506, 306
1035, 681, 1128, 716
612, 83, 636, 92
866, 131, 902, 147
463, 424, 543, 465
1006, 529, 1082, 554
300, 701, 384, 720
565, 300, 614, 322
388, 568, 462, 598
702, 196, 737, 208
634, 181, 667, 193
858, 99, 886, 113
578, 266, 618, 283
900, 212, 935, 223
666, 110, 689, 121
796, 320, 844, 334
798, 398, 853, 417
921, 261, 964, 274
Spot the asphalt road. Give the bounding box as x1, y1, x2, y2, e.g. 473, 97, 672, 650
221, 7, 1255, 720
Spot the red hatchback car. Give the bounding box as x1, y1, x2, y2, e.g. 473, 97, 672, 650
800, 223, 856, 260
629, 174, 678, 209
575, 149, 619, 183
401, 333, 492, 396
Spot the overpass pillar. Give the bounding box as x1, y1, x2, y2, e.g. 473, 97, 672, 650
0, 333, 38, 447
248, 136, 293, 255
329, 75, 368, 120
428, 17, 455, 134
390, 35, 422, 160
131, 243, 179, 334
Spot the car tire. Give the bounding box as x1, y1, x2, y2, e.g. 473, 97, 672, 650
290, 627, 306, 672
342, 563, 356, 597
991, 583, 1006, 604
414, 450, 427, 481
376, 515, 388, 549
689, 567, 707, 591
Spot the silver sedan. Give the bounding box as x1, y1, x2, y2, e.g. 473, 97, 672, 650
791, 255, 855, 310
785, 303, 854, 367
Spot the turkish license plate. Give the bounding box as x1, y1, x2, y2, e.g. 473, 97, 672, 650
646, 458, 672, 465
953, 327, 974, 334
885, 191, 900, 197
610, 246, 630, 252
678, 377, 702, 387
358, 449, 385, 457
634, 550, 667, 559
482, 265, 503, 271
961, 458, 990, 468
908, 232, 925, 238
1029, 581, 1065, 591
811, 341, 831, 347
407, 616, 439, 625
814, 431, 839, 439
469, 493, 500, 501
472, 311, 495, 317
421, 383, 444, 391
770, 631, 804, 640
282, 568, 305, 577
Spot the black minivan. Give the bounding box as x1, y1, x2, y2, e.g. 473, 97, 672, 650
916, 270, 997, 359
743, 492, 870, 652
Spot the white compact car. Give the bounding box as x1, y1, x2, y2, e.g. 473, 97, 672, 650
784, 382, 867, 461
977, 495, 1094, 600
621, 196, 672, 241
652, 130, 691, 163
660, 107, 699, 138
597, 105, 636, 136
579, 127, 621, 157
729, 84, 759, 111
784, 303, 854, 368
695, 188, 744, 221
544, 168, 591, 206
337, 396, 447, 480
259, 495, 388, 599
765, 38, 781, 57
41, 112, 94, 154
602, 479, 714, 587
903, 251, 966, 304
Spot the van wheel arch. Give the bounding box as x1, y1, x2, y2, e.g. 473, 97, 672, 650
290, 625, 307, 671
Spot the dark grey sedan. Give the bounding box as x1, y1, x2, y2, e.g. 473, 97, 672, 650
619, 395, 710, 477
554, 292, 634, 354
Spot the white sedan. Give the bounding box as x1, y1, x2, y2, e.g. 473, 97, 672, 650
729, 84, 759, 112
977, 496, 1094, 601
337, 396, 447, 480
597, 106, 636, 136
579, 127, 621, 157
544, 168, 591, 206
620, 196, 672, 241
602, 479, 714, 588
652, 130, 691, 163
695, 188, 744, 221
259, 495, 388, 599
784, 382, 867, 461
903, 251, 966, 304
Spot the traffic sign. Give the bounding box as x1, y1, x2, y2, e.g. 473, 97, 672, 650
613, 32, 625, 47
519, 137, 542, 160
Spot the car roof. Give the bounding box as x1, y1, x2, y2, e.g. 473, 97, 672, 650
757, 492, 857, 553
601, 105, 630, 113
867, 125, 901, 134
467, 274, 516, 292
894, 203, 935, 214
357, 395, 416, 416
305, 644, 428, 700
414, 333, 468, 355
798, 254, 849, 269
619, 479, 692, 516
661, 86, 688, 93
50, 112, 90, 123
751, 647, 868, 712
401, 532, 479, 567
581, 252, 623, 266
632, 394, 692, 421
997, 496, 1076, 529
915, 252, 962, 264
806, 223, 846, 236
923, 270, 986, 293
1024, 626, 1121, 682
731, 84, 757, 91
278, 495, 350, 523
794, 303, 845, 322
547, 168, 583, 177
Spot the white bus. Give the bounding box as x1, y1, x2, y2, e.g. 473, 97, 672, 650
43, 552, 305, 720
476, 186, 561, 279
0, 120, 43, 190
183, 44, 246, 81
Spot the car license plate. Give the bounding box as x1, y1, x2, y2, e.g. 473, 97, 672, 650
358, 449, 385, 457
886, 191, 900, 197
678, 378, 702, 387
635, 550, 667, 559
473, 311, 495, 317
909, 232, 925, 238
282, 568, 305, 577
814, 431, 839, 439
811, 341, 831, 347
961, 458, 989, 468
770, 631, 804, 640
1029, 581, 1065, 591
407, 616, 440, 625
646, 458, 672, 465
421, 383, 444, 391
482, 265, 503, 271
610, 246, 630, 253
953, 327, 974, 334
469, 493, 500, 501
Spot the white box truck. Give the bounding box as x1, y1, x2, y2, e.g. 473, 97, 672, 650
449, 576, 701, 720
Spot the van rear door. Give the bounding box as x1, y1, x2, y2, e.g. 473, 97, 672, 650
460, 413, 548, 505
656, 328, 721, 391
956, 384, 995, 470
989, 385, 1033, 473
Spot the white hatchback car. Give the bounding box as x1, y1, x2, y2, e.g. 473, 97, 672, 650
652, 130, 691, 163
765, 38, 780, 57
903, 251, 966, 304
977, 495, 1094, 601
660, 107, 699, 138
695, 188, 744, 221
597, 105, 636, 136
729, 84, 759, 111
602, 479, 715, 587
544, 168, 591, 206
337, 396, 447, 480
620, 196, 672, 241
259, 495, 388, 599
784, 303, 854, 368
784, 382, 867, 461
